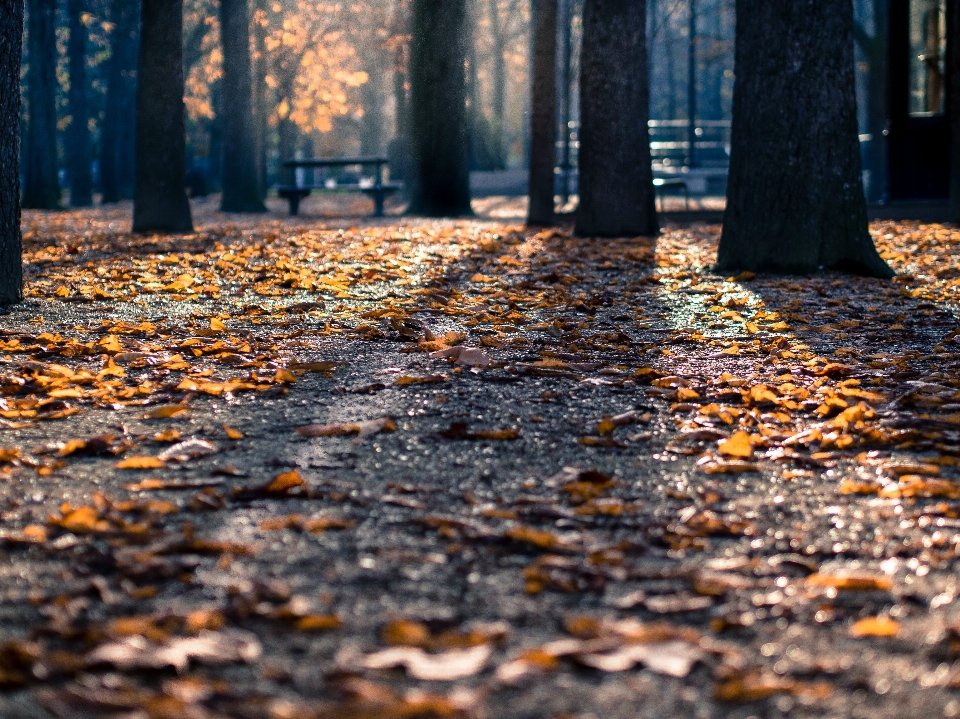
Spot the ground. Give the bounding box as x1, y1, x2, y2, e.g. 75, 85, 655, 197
1, 196, 960, 719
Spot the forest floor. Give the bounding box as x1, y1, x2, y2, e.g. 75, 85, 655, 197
1, 198, 960, 719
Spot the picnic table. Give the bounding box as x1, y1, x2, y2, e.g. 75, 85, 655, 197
277, 156, 401, 217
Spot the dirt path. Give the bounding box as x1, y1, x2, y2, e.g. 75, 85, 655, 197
1, 203, 959, 718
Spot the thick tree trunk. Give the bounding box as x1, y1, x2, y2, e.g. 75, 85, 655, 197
574, 0, 658, 238
66, 0, 92, 207
527, 0, 557, 226
101, 0, 139, 204
407, 0, 471, 217
0, 0, 23, 304
132, 0, 193, 233
23, 0, 60, 210
220, 0, 266, 213
718, 0, 892, 278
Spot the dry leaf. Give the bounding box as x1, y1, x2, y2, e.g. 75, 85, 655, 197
115, 456, 165, 470
361, 644, 493, 681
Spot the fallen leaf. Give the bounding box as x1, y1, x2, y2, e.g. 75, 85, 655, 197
717, 431, 754, 459
361, 644, 493, 681
850, 616, 900, 637
85, 629, 261, 672
115, 456, 165, 470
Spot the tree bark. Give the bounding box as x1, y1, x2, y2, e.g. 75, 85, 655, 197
360, 62, 386, 156
66, 0, 92, 207
0, 0, 23, 304
527, 0, 557, 226
101, 0, 139, 204
23, 0, 60, 210
219, 0, 266, 213
407, 0, 472, 217
574, 0, 658, 238
252, 0, 268, 198
489, 1, 507, 170
132, 0, 193, 233
717, 0, 892, 278
950, 0, 960, 220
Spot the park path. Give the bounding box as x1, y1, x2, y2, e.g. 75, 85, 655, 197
1, 202, 960, 718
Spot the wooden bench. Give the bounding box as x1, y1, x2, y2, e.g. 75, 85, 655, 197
653, 177, 690, 212
277, 157, 401, 217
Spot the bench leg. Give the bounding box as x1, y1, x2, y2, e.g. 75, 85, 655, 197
372, 190, 386, 218
289, 195, 301, 216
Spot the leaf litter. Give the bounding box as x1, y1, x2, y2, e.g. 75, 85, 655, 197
0, 205, 959, 716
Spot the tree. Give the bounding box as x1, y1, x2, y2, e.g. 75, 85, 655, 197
950, 0, 960, 221
408, 0, 472, 217
0, 0, 23, 304
219, 0, 266, 213
717, 0, 892, 277
527, 0, 557, 226
66, 0, 93, 208
132, 0, 193, 233
854, 0, 888, 204
101, 0, 140, 203
574, 0, 658, 238
23, 0, 61, 210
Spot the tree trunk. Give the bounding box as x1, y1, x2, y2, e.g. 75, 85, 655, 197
574, 0, 658, 238
23, 0, 60, 210
101, 0, 139, 204
717, 0, 892, 278
132, 0, 193, 233
950, 0, 960, 220
527, 0, 557, 226
489, 1, 507, 170
67, 0, 92, 207
360, 63, 386, 156
206, 81, 223, 193
0, 0, 23, 304
220, 0, 266, 213
253, 0, 268, 198
407, 0, 471, 217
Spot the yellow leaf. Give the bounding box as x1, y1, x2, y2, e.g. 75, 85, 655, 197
265, 470, 304, 493
224, 425, 244, 440
274, 368, 298, 383
295, 615, 342, 632
145, 405, 189, 420
806, 574, 892, 592
98, 335, 122, 353
116, 456, 165, 470
850, 616, 900, 637
597, 418, 616, 436
717, 431, 754, 459
210, 318, 226, 331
